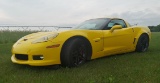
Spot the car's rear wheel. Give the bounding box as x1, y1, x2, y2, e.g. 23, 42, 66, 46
136, 34, 149, 52
61, 38, 87, 67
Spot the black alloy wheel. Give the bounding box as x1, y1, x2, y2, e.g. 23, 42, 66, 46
61, 38, 88, 67
136, 34, 149, 52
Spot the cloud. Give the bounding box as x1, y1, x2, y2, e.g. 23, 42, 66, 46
0, 0, 160, 26
118, 9, 160, 26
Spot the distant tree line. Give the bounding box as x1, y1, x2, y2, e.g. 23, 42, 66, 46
148, 24, 160, 32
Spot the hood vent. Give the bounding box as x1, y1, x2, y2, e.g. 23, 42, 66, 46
23, 39, 28, 41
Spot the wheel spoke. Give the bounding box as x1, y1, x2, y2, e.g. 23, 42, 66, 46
72, 44, 86, 66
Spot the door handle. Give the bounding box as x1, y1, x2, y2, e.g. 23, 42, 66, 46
94, 38, 101, 42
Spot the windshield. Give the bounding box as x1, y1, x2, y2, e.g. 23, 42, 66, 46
72, 18, 109, 30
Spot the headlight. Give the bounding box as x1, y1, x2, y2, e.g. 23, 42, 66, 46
32, 33, 59, 44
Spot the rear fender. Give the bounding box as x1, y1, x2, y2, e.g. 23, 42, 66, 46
132, 26, 151, 47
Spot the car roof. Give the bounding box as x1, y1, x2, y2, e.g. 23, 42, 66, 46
89, 17, 123, 20
108, 17, 123, 20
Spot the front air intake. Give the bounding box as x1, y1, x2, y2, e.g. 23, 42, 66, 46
15, 54, 28, 60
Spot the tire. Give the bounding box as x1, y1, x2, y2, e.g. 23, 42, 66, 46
136, 34, 149, 52
61, 38, 87, 67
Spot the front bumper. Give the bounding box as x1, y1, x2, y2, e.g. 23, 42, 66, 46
11, 41, 62, 66
11, 56, 58, 66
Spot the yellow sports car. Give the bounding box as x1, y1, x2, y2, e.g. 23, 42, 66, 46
11, 18, 151, 67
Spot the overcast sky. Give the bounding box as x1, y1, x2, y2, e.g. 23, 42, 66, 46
0, 0, 160, 26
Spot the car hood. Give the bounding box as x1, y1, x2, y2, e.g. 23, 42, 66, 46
22, 32, 58, 39
18, 29, 86, 43
15, 32, 59, 44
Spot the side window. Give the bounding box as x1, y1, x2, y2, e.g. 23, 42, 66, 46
116, 20, 127, 28
108, 21, 115, 28
105, 19, 127, 30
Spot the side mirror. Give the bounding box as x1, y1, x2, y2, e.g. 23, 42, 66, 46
110, 25, 122, 32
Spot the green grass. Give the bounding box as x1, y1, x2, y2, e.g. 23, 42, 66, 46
0, 32, 160, 83
0, 30, 36, 44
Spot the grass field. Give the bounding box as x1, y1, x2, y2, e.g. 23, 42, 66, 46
0, 32, 160, 83
0, 30, 36, 44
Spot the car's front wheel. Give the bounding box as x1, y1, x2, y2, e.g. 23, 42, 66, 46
61, 38, 87, 67
136, 34, 149, 52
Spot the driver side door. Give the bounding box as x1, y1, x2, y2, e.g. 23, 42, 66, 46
103, 19, 134, 55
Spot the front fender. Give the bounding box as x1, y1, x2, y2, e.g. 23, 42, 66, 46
51, 30, 104, 59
